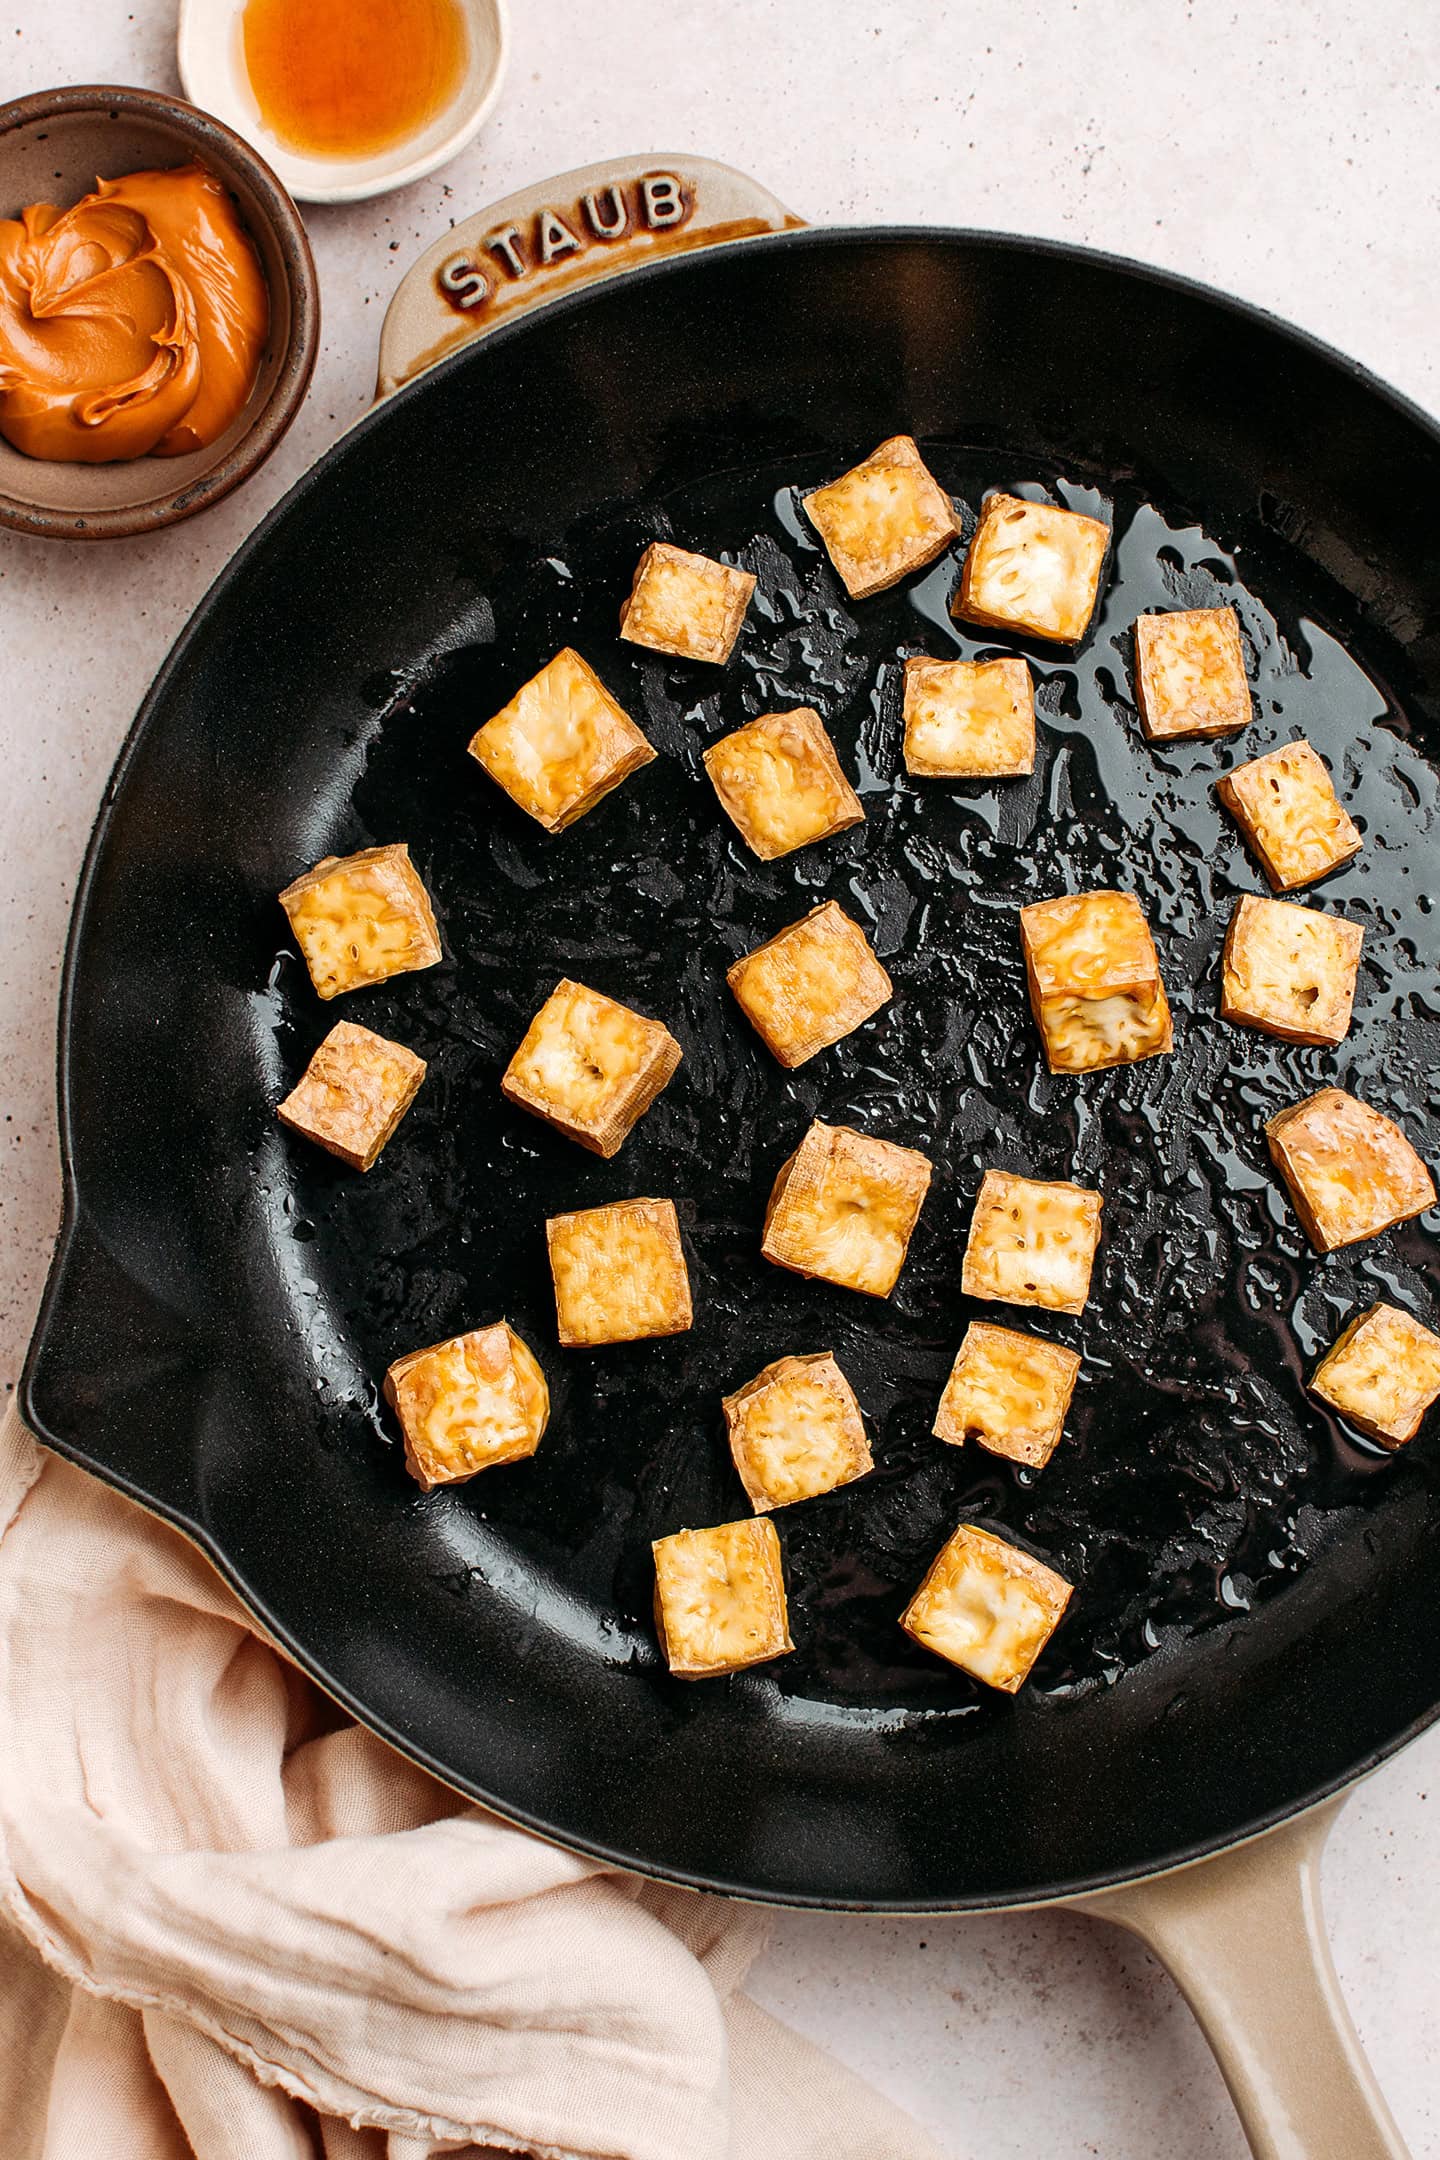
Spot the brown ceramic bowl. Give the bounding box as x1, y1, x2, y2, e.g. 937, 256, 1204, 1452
0, 84, 319, 540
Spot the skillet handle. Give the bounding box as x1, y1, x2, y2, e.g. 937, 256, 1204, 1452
1067, 1796, 1409, 2160
374, 154, 804, 398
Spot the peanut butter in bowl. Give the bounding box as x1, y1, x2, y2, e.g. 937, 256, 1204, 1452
0, 161, 269, 463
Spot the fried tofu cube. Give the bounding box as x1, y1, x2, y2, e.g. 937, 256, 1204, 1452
618, 541, 756, 664
1221, 895, 1363, 1047
279, 844, 442, 1001
803, 435, 961, 599
902, 656, 1035, 780
652, 1518, 793, 1679
723, 1352, 872, 1511
961, 1170, 1103, 1316
1309, 1302, 1440, 1448
276, 1020, 425, 1170
384, 1321, 549, 1490
703, 707, 865, 860
1019, 890, 1173, 1074
546, 1196, 693, 1346
501, 979, 681, 1158
954, 493, 1109, 646
1266, 1088, 1436, 1253
1133, 607, 1251, 741
761, 1120, 932, 1299
933, 1322, 1081, 1469
901, 1523, 1072, 1692
468, 648, 656, 834
727, 901, 892, 1068
1217, 738, 1362, 891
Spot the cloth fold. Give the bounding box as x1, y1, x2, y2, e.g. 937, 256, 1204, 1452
0, 1404, 940, 2160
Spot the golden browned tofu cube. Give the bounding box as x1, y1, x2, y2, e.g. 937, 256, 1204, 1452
703, 707, 865, 860
279, 844, 442, 1001
803, 435, 961, 599
652, 1517, 794, 1679
1133, 606, 1251, 742
1019, 890, 1173, 1074
727, 900, 892, 1068
723, 1352, 873, 1511
1221, 896, 1363, 1047
277, 1020, 425, 1171
1266, 1088, 1436, 1253
902, 656, 1035, 780
933, 1322, 1081, 1469
901, 1523, 1072, 1692
618, 541, 756, 664
1216, 738, 1362, 891
500, 979, 681, 1158
761, 1120, 932, 1299
954, 494, 1109, 645
1309, 1302, 1440, 1448
961, 1169, 1103, 1316
546, 1196, 693, 1347
468, 648, 656, 834
384, 1321, 549, 1490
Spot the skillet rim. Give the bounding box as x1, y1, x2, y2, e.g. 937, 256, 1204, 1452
21, 221, 1440, 1910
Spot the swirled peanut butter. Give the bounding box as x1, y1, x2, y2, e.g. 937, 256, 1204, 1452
0, 164, 269, 463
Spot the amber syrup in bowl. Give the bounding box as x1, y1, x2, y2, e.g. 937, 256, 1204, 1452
177, 0, 506, 202
240, 0, 470, 160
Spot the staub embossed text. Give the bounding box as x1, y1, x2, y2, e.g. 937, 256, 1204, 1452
435, 174, 691, 314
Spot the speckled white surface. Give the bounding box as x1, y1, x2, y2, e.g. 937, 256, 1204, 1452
3, 5, 1440, 2154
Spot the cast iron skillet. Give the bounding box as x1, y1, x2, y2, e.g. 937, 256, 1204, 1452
22, 206, 1440, 1935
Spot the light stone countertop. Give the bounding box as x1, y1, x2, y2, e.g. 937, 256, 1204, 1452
3, 4, 1439, 2154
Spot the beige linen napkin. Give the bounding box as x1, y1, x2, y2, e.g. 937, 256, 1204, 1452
0, 1402, 941, 2160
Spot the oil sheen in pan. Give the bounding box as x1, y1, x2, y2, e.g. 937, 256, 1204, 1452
265, 447, 1440, 1716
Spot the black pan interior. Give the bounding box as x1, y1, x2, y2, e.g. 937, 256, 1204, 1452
25, 231, 1440, 1908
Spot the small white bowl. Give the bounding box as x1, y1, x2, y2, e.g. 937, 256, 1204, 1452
177, 0, 508, 205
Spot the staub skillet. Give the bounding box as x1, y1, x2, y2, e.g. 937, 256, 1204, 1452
23, 158, 1440, 2158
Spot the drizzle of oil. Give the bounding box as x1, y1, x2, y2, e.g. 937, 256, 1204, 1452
264, 447, 1440, 1728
